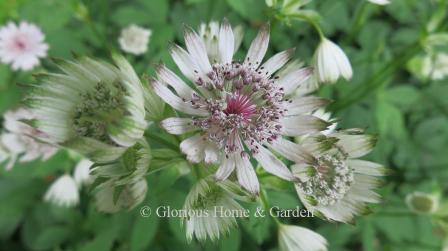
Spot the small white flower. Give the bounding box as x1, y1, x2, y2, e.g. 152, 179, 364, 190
118, 24, 151, 55
315, 38, 353, 84
0, 21, 48, 71
44, 174, 79, 207
421, 53, 448, 80
73, 159, 93, 186
294, 129, 385, 223
1, 108, 57, 170
183, 178, 244, 242
405, 191, 439, 214
278, 224, 327, 251
156, 20, 330, 195
367, 0, 390, 5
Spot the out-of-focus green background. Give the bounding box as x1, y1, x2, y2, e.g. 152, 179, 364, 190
0, 0, 447, 250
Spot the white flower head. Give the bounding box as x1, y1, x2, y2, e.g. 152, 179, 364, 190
25, 55, 147, 163
315, 38, 353, 84
367, 0, 390, 5
94, 178, 147, 213
183, 178, 244, 242
1, 108, 57, 170
73, 159, 93, 186
421, 53, 448, 80
405, 191, 439, 214
118, 24, 151, 55
156, 20, 331, 195
0, 21, 48, 71
294, 129, 386, 223
198, 20, 244, 63
44, 174, 79, 207
278, 224, 328, 251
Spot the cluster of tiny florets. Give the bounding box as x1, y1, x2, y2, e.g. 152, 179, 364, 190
299, 154, 354, 206
73, 81, 127, 143
190, 62, 287, 155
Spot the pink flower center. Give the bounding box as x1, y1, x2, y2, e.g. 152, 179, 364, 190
12, 35, 28, 51
224, 92, 256, 119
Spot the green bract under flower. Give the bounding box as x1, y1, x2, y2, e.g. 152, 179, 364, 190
25, 55, 147, 162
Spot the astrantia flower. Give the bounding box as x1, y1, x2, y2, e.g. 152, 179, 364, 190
25, 55, 146, 163
0, 21, 48, 71
315, 38, 353, 84
44, 174, 79, 207
293, 129, 385, 223
406, 191, 439, 214
90, 139, 151, 186
156, 20, 330, 194
94, 178, 147, 213
198, 21, 243, 63
278, 224, 327, 251
118, 24, 152, 55
421, 53, 448, 80
74, 159, 93, 186
0, 108, 57, 170
367, 0, 390, 5
183, 178, 245, 242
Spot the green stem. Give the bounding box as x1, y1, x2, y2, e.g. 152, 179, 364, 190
259, 188, 281, 225
329, 41, 421, 112
344, 1, 368, 45
288, 12, 324, 39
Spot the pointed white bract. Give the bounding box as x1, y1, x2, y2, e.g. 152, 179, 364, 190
44, 174, 79, 207
367, 0, 390, 5
183, 178, 244, 242
315, 38, 353, 84
74, 159, 93, 186
293, 129, 385, 223
278, 224, 328, 251
118, 24, 152, 55
421, 53, 448, 80
0, 108, 57, 170
405, 191, 439, 214
0, 21, 48, 71
26, 55, 147, 163
198, 21, 243, 63
156, 20, 329, 195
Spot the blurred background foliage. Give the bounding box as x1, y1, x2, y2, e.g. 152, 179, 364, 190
0, 0, 447, 250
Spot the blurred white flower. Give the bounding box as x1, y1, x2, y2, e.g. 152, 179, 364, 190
405, 191, 439, 214
44, 174, 79, 207
0, 108, 57, 170
315, 38, 353, 83
198, 20, 243, 63
118, 24, 151, 55
0, 21, 48, 71
278, 224, 327, 251
183, 178, 244, 242
26, 56, 146, 163
73, 159, 93, 186
294, 129, 385, 223
367, 0, 390, 5
422, 53, 448, 80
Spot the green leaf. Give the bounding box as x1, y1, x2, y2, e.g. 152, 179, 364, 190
130, 212, 159, 251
